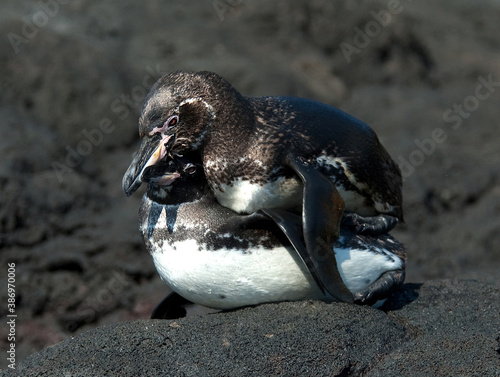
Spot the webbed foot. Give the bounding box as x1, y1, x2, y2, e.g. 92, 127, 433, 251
354, 269, 405, 306
341, 212, 399, 236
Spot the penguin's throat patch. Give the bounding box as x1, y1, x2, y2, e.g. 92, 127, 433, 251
142, 161, 180, 187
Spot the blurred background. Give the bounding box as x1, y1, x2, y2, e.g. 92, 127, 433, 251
0, 0, 499, 366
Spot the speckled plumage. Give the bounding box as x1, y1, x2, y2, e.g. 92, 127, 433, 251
123, 71, 404, 302
126, 71, 402, 218
139, 161, 405, 310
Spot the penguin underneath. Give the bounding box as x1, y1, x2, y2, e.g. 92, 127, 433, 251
139, 158, 406, 318
123, 71, 404, 303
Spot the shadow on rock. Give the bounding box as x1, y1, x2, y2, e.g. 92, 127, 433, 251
382, 282, 422, 311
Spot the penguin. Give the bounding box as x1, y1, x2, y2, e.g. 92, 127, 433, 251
138, 158, 406, 317
123, 71, 403, 303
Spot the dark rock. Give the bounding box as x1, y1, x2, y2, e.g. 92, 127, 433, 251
0, 20, 135, 150
0, 0, 499, 368
6, 280, 500, 376
39, 252, 87, 273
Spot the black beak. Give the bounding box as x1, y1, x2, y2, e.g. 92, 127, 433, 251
122, 135, 171, 196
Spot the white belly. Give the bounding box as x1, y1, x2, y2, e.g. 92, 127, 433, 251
215, 176, 302, 214
150, 237, 403, 309
151, 240, 323, 309
213, 174, 376, 216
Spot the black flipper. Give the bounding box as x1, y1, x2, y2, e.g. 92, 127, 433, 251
341, 212, 399, 236
258, 208, 325, 293
284, 155, 354, 303
354, 269, 405, 305
218, 210, 273, 233
151, 292, 193, 320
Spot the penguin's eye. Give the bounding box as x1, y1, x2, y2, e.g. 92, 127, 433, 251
165, 115, 178, 129
184, 163, 197, 175
149, 115, 179, 137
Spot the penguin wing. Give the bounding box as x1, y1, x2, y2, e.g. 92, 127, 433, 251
257, 208, 325, 293
284, 155, 354, 303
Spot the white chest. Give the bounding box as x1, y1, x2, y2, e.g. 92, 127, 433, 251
214, 176, 303, 214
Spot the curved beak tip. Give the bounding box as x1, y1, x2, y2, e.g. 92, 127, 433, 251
122, 173, 142, 196
122, 135, 170, 197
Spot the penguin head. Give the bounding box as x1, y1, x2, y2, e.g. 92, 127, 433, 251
122, 71, 242, 196
142, 156, 209, 205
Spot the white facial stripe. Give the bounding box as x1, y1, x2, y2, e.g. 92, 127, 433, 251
177, 97, 216, 120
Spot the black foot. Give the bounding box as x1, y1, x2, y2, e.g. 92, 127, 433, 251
341, 213, 399, 236
151, 292, 193, 320
354, 269, 405, 305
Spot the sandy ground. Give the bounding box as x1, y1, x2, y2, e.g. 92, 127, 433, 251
0, 0, 499, 367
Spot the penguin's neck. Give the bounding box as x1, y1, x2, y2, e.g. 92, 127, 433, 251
146, 183, 208, 206
208, 94, 255, 147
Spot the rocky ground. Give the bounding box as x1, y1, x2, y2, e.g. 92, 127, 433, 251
0, 0, 499, 372
5, 280, 500, 376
